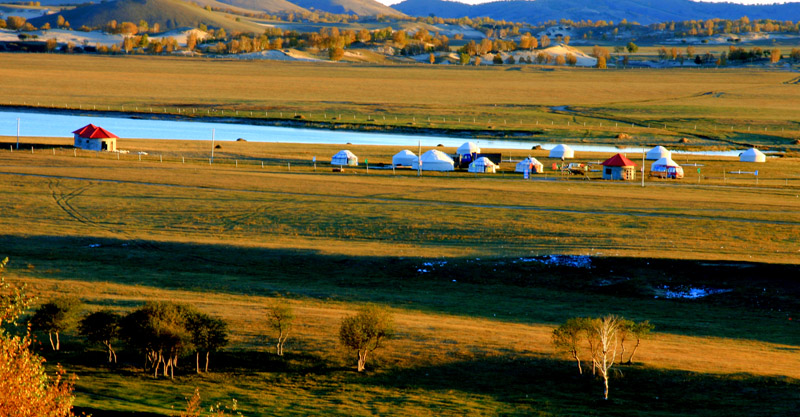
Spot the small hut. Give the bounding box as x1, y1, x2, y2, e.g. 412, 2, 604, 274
739, 148, 766, 163
549, 144, 574, 159
646, 146, 671, 160
331, 150, 358, 166
650, 156, 684, 179
601, 153, 636, 180
468, 156, 497, 173
515, 157, 544, 174
72, 124, 118, 152
392, 150, 417, 166
411, 149, 454, 171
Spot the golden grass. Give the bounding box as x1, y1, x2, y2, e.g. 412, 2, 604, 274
0, 139, 797, 263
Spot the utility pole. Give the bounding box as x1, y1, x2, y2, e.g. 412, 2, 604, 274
16, 118, 20, 150
641, 147, 645, 187
417, 140, 421, 177
210, 128, 215, 163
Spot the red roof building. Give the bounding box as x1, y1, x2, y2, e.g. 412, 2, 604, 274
72, 124, 118, 152
601, 153, 636, 167
601, 153, 636, 180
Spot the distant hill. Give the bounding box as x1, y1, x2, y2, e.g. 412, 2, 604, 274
211, 0, 308, 14
29, 0, 265, 32
290, 0, 404, 16
394, 0, 800, 25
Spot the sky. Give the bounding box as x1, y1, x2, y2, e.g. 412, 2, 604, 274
379, 0, 797, 5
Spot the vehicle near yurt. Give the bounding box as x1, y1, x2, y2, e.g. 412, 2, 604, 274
515, 157, 544, 174
392, 150, 417, 167
601, 153, 636, 180
468, 157, 498, 173
331, 150, 358, 166
646, 145, 671, 160
739, 148, 766, 163
549, 144, 574, 159
650, 156, 684, 179
411, 149, 455, 171
457, 142, 481, 161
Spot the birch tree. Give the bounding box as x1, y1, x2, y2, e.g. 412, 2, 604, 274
78, 310, 121, 363
266, 302, 294, 356
188, 312, 228, 373
552, 317, 588, 375
589, 315, 621, 400
626, 320, 654, 364
31, 297, 82, 351
339, 305, 393, 372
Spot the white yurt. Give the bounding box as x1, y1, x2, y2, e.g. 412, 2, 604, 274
650, 157, 684, 179
457, 142, 481, 156
392, 150, 417, 166
549, 144, 574, 159
331, 150, 358, 166
515, 157, 544, 174
411, 149, 455, 171
739, 148, 766, 163
468, 157, 497, 173
646, 146, 671, 160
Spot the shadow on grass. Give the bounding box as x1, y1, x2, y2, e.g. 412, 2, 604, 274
358, 356, 800, 417
4, 234, 800, 346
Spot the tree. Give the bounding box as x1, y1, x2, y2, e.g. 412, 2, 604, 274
339, 305, 393, 372
266, 302, 294, 356
493, 53, 503, 64
626, 320, 654, 364
6, 16, 27, 31
770, 48, 781, 64
0, 257, 76, 416
429, 52, 435, 64
31, 297, 82, 351
78, 310, 121, 363
506, 55, 515, 64
552, 317, 588, 374
596, 55, 607, 69
329, 46, 344, 61
565, 53, 577, 66
187, 312, 228, 373
474, 56, 481, 66
186, 32, 198, 51
539, 34, 550, 48
563, 35, 570, 45
56, 15, 65, 28
626, 41, 638, 53
588, 316, 621, 400
555, 55, 566, 66
121, 302, 194, 379
459, 52, 469, 65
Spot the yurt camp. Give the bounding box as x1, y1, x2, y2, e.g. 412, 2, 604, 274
72, 124, 118, 152
739, 148, 766, 163
331, 150, 358, 166
646, 146, 671, 160
411, 150, 455, 171
392, 150, 417, 167
457, 142, 481, 163
549, 144, 574, 159
601, 153, 636, 180
515, 157, 544, 174
468, 157, 498, 173
650, 156, 684, 179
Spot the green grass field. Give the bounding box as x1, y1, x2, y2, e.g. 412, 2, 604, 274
2, 53, 800, 152
1, 139, 799, 415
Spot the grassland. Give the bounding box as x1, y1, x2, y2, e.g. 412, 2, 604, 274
1, 139, 799, 415
2, 53, 800, 151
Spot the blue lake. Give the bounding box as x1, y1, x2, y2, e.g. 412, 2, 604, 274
1, 110, 746, 157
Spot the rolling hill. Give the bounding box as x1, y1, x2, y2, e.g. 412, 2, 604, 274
29, 0, 266, 32
394, 0, 800, 25
211, 0, 308, 14
290, 0, 404, 16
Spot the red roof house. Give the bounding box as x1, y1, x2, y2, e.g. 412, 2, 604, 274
73, 124, 118, 151
601, 153, 636, 180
